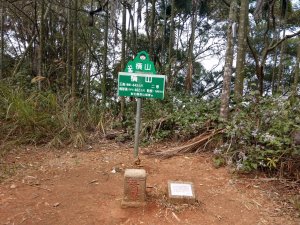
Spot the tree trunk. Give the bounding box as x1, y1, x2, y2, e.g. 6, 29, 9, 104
161, 0, 167, 67
136, 0, 142, 48
271, 48, 278, 95
277, 30, 286, 94
220, 0, 238, 121
167, 0, 175, 86
253, 0, 264, 20
86, 0, 94, 106
276, 0, 289, 94
66, 0, 72, 90
234, 0, 249, 99
101, 8, 109, 105
13, 4, 50, 77
0, 0, 4, 79
127, 3, 137, 55
276, 2, 288, 94
292, 41, 300, 96
120, 1, 126, 123
185, 0, 197, 93
256, 64, 264, 95
149, 0, 156, 59
86, 42, 91, 105
271, 28, 280, 95
71, 0, 78, 99
38, 0, 45, 90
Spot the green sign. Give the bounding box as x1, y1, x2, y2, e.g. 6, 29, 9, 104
118, 72, 166, 99
118, 51, 165, 99
125, 51, 156, 74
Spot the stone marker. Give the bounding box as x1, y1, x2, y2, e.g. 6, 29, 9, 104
168, 181, 196, 204
121, 169, 146, 208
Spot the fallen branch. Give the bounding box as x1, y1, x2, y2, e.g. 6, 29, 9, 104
145, 129, 224, 159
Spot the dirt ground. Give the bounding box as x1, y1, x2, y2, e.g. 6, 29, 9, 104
0, 139, 299, 225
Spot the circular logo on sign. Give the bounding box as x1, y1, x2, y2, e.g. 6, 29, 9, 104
139, 54, 146, 60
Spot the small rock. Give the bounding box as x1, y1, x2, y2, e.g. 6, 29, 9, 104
115, 167, 122, 172
70, 154, 77, 158
89, 179, 99, 184
228, 179, 235, 185
10, 184, 17, 189
53, 202, 60, 207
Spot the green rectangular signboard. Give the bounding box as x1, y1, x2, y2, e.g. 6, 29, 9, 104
118, 72, 166, 99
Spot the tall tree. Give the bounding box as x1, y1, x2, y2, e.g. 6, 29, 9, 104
120, 1, 127, 122
220, 0, 238, 121
160, 0, 167, 67
66, 0, 72, 90
167, 0, 175, 85
86, 0, 94, 105
71, 0, 78, 98
271, 28, 279, 95
185, 0, 198, 92
234, 0, 249, 99
38, 0, 45, 90
149, 0, 156, 59
101, 4, 109, 104
0, 0, 4, 79
126, 1, 137, 55
276, 0, 289, 94
247, 0, 300, 95
292, 40, 300, 96
12, 3, 50, 77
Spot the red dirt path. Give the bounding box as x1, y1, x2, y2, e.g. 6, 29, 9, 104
0, 140, 299, 225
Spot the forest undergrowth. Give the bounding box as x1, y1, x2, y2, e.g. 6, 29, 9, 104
0, 83, 299, 180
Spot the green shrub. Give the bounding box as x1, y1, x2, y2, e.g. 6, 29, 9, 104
221, 95, 300, 173
122, 92, 220, 142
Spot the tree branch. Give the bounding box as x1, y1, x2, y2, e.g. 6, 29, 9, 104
267, 29, 300, 53
221, 0, 230, 8
247, 36, 259, 66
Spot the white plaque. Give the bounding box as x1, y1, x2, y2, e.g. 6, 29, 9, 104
170, 183, 193, 197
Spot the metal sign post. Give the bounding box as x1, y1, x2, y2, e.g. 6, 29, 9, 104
118, 51, 166, 159
134, 98, 142, 158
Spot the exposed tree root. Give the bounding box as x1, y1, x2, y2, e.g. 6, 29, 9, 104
145, 129, 224, 159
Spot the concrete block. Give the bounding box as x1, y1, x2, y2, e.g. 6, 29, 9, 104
121, 169, 146, 208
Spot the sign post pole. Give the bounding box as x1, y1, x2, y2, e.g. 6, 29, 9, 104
134, 98, 142, 158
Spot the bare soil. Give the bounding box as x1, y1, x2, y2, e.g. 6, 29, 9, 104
0, 140, 299, 225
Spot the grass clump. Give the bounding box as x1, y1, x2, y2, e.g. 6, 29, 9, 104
0, 83, 108, 151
